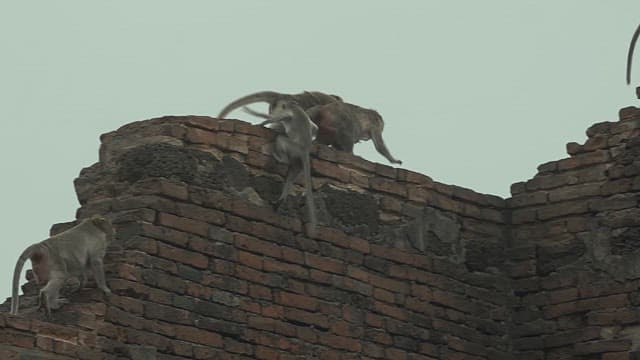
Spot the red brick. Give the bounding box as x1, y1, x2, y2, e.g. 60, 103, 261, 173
263, 258, 308, 278
262, 304, 283, 318
254, 345, 279, 360
370, 178, 407, 197
405, 297, 429, 313
370, 244, 414, 265
157, 242, 208, 269
305, 253, 345, 274
408, 185, 432, 203
602, 352, 632, 360
275, 291, 318, 311
548, 183, 602, 203
432, 289, 481, 314
315, 227, 351, 248
157, 212, 209, 237
185, 116, 219, 130
368, 274, 409, 293
575, 340, 631, 354
234, 234, 281, 258
365, 329, 393, 345
373, 288, 395, 303
249, 284, 272, 301
185, 127, 217, 144
309, 269, 332, 284
237, 250, 263, 269
318, 333, 362, 352
347, 266, 370, 282
312, 159, 350, 181
447, 337, 487, 357
398, 168, 434, 186
174, 325, 223, 347
281, 247, 304, 264
349, 236, 370, 254
372, 300, 407, 321
131, 178, 189, 200
217, 132, 249, 154
5, 316, 30, 331
283, 308, 329, 328
543, 327, 601, 348
365, 312, 385, 328
547, 288, 579, 304
296, 326, 318, 344
176, 202, 225, 225
3, 330, 35, 348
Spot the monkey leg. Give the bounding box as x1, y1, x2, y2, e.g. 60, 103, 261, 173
90, 258, 111, 294
277, 160, 303, 205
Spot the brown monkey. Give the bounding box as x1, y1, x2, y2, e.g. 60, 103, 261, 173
218, 90, 342, 119
11, 214, 113, 317
246, 101, 318, 235
306, 102, 402, 165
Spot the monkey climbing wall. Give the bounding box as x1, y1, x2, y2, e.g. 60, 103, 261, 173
0, 101, 639, 359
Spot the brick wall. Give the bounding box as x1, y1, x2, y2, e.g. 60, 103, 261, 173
509, 106, 640, 359
0, 104, 638, 359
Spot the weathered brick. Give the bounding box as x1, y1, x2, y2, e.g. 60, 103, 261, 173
305, 253, 345, 274
370, 178, 407, 197
602, 352, 632, 360
588, 309, 640, 325
575, 339, 632, 355
318, 333, 362, 352
234, 234, 281, 258
157, 212, 209, 237
174, 325, 223, 347
312, 159, 350, 181
274, 291, 318, 311
548, 183, 601, 202
283, 308, 329, 329
157, 242, 208, 269
372, 301, 407, 321
263, 258, 308, 278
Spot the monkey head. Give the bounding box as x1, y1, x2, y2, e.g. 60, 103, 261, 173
89, 215, 115, 242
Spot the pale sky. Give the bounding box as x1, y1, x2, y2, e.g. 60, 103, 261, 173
0, 1, 638, 300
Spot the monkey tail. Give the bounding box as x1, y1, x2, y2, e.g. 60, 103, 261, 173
627, 24, 640, 85
303, 155, 317, 237
11, 244, 38, 315
218, 91, 281, 119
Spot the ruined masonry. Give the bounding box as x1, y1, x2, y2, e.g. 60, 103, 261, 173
1, 100, 640, 360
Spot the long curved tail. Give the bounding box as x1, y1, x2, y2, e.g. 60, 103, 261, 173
627, 24, 640, 85
218, 91, 281, 119
303, 155, 317, 237
11, 244, 38, 315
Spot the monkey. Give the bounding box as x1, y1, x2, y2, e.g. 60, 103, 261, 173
251, 101, 402, 165
245, 101, 318, 235
217, 90, 343, 120
309, 102, 402, 165
627, 24, 640, 85
11, 214, 114, 317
